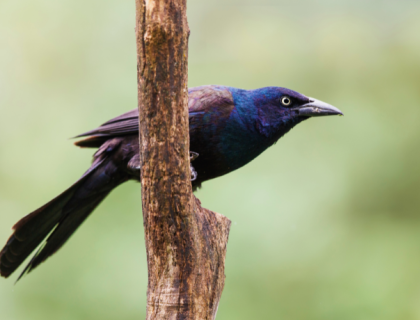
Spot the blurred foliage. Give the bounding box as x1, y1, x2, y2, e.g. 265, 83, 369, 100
1, 0, 420, 319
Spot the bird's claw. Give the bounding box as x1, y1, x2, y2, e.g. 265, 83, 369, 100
190, 151, 199, 162
190, 151, 199, 181
190, 165, 197, 181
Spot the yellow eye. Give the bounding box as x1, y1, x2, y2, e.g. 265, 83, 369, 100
281, 96, 292, 106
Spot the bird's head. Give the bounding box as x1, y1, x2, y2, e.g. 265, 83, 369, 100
247, 87, 343, 140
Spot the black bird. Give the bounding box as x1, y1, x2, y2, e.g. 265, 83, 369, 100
0, 85, 343, 279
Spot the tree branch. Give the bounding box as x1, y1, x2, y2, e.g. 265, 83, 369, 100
135, 1, 231, 319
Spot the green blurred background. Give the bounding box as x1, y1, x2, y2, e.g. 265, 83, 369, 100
1, 0, 420, 319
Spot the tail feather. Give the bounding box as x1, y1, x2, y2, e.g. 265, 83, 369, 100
17, 192, 109, 280
0, 181, 86, 278
0, 159, 123, 279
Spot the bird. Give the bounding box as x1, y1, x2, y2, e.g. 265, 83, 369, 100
0, 85, 343, 280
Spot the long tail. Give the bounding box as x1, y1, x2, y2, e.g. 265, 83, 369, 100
0, 158, 126, 280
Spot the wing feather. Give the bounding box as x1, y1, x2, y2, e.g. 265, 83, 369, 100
74, 85, 235, 147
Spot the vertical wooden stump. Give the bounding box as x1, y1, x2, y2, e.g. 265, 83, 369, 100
135, 1, 231, 319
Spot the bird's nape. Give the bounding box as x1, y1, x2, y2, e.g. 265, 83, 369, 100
0, 85, 343, 280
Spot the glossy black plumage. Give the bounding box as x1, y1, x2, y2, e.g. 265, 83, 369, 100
0, 85, 342, 279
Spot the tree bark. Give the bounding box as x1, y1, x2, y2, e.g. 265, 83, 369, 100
135, 1, 231, 319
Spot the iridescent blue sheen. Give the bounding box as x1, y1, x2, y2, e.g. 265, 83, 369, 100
188, 86, 311, 187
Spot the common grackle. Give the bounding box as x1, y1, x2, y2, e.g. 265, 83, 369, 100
0, 85, 343, 279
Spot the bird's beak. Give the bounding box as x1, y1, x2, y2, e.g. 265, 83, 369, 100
292, 98, 343, 117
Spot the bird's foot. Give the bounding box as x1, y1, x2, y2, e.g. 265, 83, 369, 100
190, 151, 199, 181
190, 165, 197, 181
190, 151, 199, 162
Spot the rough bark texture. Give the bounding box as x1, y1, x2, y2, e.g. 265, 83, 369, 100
135, 1, 231, 319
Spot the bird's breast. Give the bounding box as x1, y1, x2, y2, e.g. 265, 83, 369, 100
190, 117, 269, 184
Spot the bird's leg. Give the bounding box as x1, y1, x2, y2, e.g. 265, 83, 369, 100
190, 166, 197, 181
190, 151, 199, 162
127, 154, 141, 174
190, 151, 199, 181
